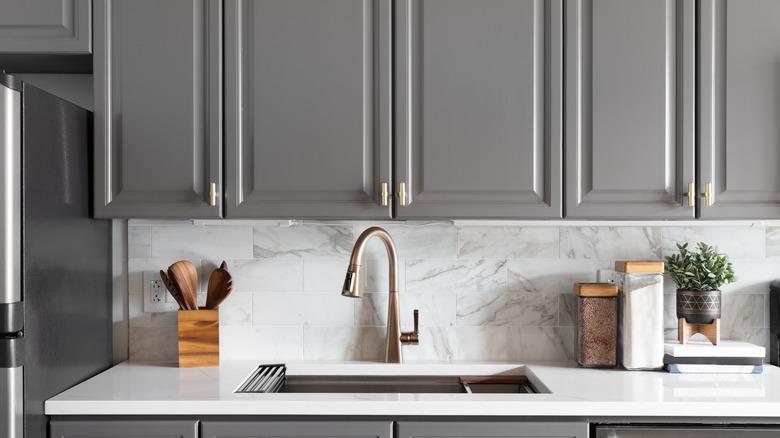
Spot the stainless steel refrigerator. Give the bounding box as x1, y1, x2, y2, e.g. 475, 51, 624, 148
0, 73, 112, 438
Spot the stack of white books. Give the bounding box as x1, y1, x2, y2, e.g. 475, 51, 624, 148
663, 340, 765, 374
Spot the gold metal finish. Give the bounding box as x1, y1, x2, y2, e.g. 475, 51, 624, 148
380, 182, 389, 206
399, 182, 407, 206
209, 182, 216, 207
687, 182, 695, 207
704, 182, 713, 206
342, 227, 418, 363
400, 309, 420, 345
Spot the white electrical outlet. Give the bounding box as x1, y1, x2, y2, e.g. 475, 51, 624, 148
143, 271, 180, 313
597, 269, 617, 284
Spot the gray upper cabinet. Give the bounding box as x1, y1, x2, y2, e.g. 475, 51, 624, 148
94, 0, 222, 218
0, 0, 91, 53
698, 0, 780, 219
394, 0, 563, 219
224, 0, 392, 219
565, 0, 696, 219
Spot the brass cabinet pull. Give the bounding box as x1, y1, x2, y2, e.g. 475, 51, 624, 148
399, 182, 407, 206
687, 182, 695, 207
704, 182, 713, 206
209, 182, 216, 206
380, 182, 389, 206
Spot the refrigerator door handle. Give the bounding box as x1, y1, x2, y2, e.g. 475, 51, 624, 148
0, 366, 23, 438
0, 80, 22, 306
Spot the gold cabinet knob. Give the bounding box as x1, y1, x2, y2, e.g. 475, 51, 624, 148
399, 182, 407, 206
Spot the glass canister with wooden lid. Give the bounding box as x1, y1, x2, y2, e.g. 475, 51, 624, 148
573, 283, 618, 368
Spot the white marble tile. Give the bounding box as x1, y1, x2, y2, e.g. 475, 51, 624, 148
302, 327, 385, 361
355, 292, 456, 328
128, 226, 151, 259
220, 326, 304, 361
560, 227, 663, 259
363, 258, 407, 293
203, 259, 302, 293
406, 259, 507, 293
253, 293, 354, 326
457, 226, 559, 259
253, 225, 354, 258
360, 224, 457, 259
303, 259, 350, 293
150, 311, 177, 327
718, 260, 780, 295
129, 327, 177, 361
218, 292, 252, 326
721, 293, 765, 328
720, 328, 770, 361
411, 327, 569, 361
128, 293, 151, 327
507, 259, 611, 293
151, 225, 254, 259
456, 293, 558, 327
559, 294, 577, 327
661, 225, 766, 260
767, 227, 780, 259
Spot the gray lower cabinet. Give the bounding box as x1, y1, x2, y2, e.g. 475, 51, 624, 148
93, 0, 223, 218
565, 0, 696, 219
50, 420, 198, 438
0, 0, 91, 53
397, 421, 589, 438
394, 0, 563, 219
224, 0, 392, 219
201, 421, 393, 438
698, 0, 780, 219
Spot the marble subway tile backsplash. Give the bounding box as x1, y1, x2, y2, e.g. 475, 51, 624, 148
127, 222, 775, 362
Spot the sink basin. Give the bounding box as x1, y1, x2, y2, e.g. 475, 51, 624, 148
281, 375, 467, 393
234, 365, 538, 394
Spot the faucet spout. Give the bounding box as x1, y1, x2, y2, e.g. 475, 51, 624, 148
342, 227, 418, 363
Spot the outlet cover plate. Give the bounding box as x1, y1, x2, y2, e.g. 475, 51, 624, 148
143, 271, 179, 312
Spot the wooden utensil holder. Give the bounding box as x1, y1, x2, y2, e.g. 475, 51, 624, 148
178, 309, 219, 368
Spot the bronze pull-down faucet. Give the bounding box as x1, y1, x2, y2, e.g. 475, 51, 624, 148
342, 227, 419, 363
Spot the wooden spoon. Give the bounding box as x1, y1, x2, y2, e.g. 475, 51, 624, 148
206, 268, 233, 309
159, 269, 189, 310
168, 260, 199, 310
220, 260, 228, 271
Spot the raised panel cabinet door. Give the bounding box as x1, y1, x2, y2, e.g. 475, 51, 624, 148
565, 0, 696, 219
225, 0, 392, 219
395, 0, 563, 219
397, 421, 589, 438
93, 0, 223, 218
50, 420, 198, 438
201, 420, 393, 438
0, 0, 91, 53
699, 0, 780, 219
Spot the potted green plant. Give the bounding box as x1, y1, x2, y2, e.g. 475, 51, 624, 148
664, 242, 736, 325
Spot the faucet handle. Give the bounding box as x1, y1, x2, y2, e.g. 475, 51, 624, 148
401, 309, 419, 345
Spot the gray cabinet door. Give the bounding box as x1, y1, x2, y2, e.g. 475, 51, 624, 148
0, 0, 91, 53
565, 0, 696, 219
398, 421, 589, 438
394, 0, 563, 219
50, 420, 198, 438
699, 0, 780, 219
93, 0, 222, 218
225, 0, 392, 219
201, 420, 393, 438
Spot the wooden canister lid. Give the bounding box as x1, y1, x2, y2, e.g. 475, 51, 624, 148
573, 283, 618, 297
615, 260, 664, 273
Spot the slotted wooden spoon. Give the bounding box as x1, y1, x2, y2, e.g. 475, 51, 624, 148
159, 269, 189, 310
206, 268, 233, 309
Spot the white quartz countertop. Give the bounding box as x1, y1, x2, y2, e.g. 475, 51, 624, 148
46, 360, 780, 418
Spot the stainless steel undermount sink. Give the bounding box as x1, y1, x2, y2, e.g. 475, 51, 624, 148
280, 375, 538, 394
233, 365, 539, 394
